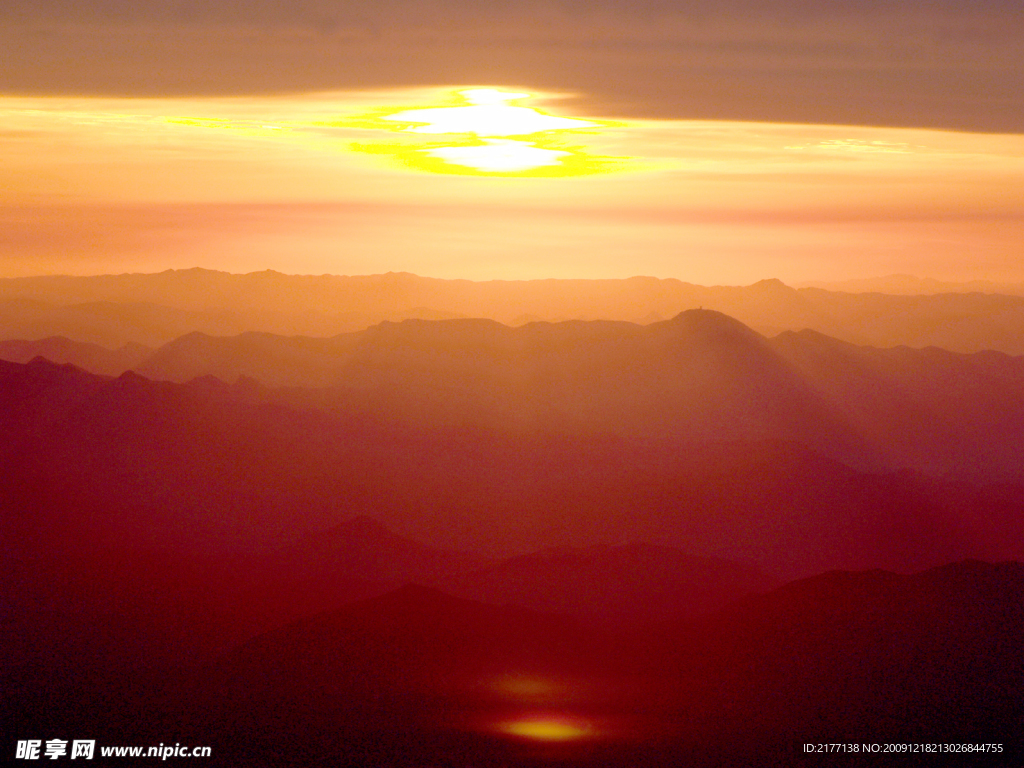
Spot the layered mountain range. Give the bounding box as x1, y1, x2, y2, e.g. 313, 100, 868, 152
3, 352, 1023, 574
5, 269, 1024, 353
4, 271, 1023, 765
5, 309, 1024, 482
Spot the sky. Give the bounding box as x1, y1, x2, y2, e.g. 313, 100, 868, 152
1, 0, 1022, 284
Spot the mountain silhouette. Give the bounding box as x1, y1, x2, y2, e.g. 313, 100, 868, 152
5, 270, 1024, 767
144, 562, 1024, 766
6, 269, 1024, 353
272, 514, 487, 584
135, 330, 360, 387
0, 335, 150, 376
799, 273, 1024, 295
4, 355, 1023, 579
82, 310, 1024, 481
645, 560, 1024, 757
1, 312, 876, 473
772, 328, 1024, 479
437, 542, 775, 624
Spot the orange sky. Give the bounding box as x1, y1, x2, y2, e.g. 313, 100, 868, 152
2, 1, 1022, 284
2, 88, 1021, 283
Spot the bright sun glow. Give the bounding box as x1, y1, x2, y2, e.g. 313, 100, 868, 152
344, 87, 627, 177
384, 89, 598, 136
422, 139, 569, 172
7, 91, 1023, 282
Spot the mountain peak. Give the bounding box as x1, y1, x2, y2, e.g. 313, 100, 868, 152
116, 369, 149, 385
20, 356, 99, 386
27, 355, 71, 369
751, 278, 791, 291
670, 307, 742, 321
658, 308, 765, 342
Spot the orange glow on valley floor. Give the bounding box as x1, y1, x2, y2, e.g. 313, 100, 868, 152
494, 712, 597, 742
486, 673, 572, 703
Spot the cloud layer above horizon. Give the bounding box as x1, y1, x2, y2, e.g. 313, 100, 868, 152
3, 0, 1023, 132
2, 89, 1022, 283
2, 2, 1022, 283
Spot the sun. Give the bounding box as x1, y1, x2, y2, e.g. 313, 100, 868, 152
340, 87, 631, 177
382, 88, 599, 137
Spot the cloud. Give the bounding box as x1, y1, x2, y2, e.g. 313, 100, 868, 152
1, 1, 1021, 131
1, 83, 1021, 283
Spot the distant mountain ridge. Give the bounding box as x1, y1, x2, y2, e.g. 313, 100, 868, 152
6, 269, 1024, 353
798, 273, 1024, 295
0, 336, 150, 376
7, 272, 1024, 766
6, 309, 1024, 481
21, 310, 1015, 482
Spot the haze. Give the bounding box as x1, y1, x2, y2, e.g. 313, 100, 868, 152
4, 2, 1024, 766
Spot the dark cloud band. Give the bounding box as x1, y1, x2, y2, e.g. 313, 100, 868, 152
1, 2, 1022, 132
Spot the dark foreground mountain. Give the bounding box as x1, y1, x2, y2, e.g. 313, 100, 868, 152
436, 542, 775, 624
187, 560, 1024, 766
13, 562, 1016, 767
648, 560, 1024, 752
0, 515, 483, 683
1, 520, 775, 765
